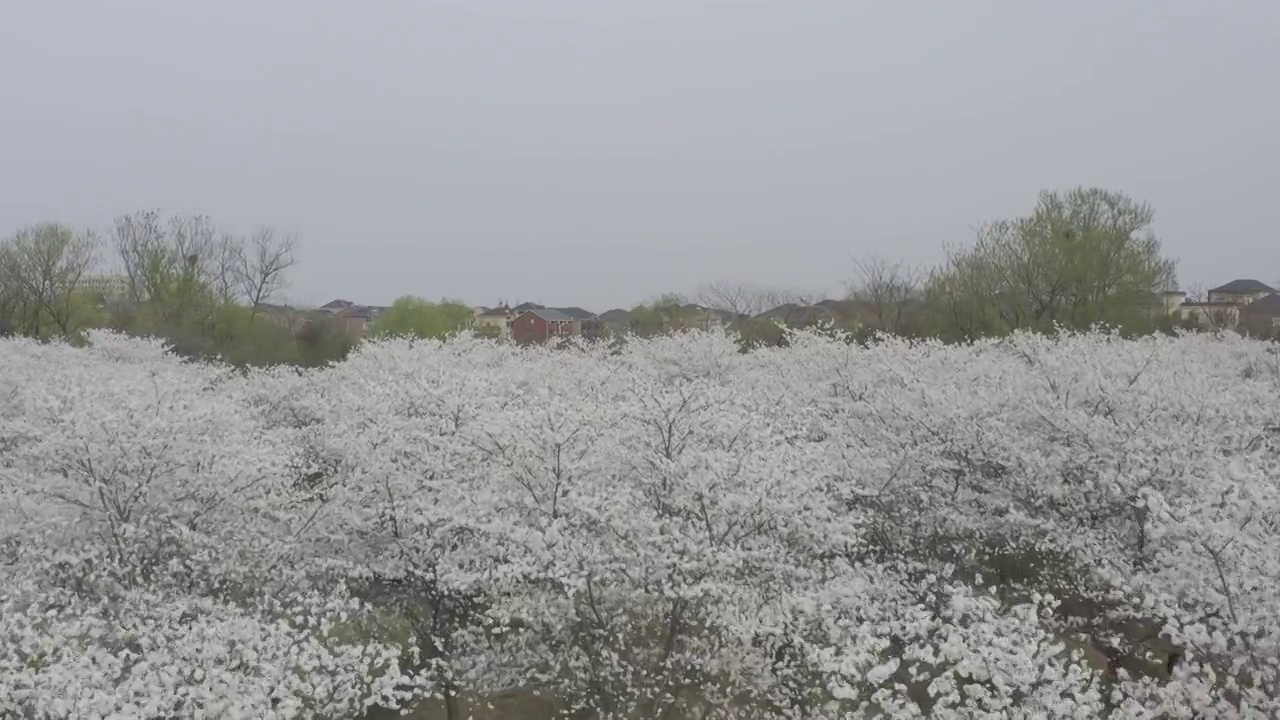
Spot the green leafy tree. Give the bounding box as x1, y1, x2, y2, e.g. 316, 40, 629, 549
368, 296, 474, 340
626, 293, 699, 337
105, 210, 322, 366
925, 187, 1178, 340
113, 211, 222, 325
0, 222, 99, 339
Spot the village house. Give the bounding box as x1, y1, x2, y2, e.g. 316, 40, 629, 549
676, 304, 734, 332
333, 305, 381, 338
474, 304, 516, 337
318, 299, 354, 314
505, 308, 601, 343
512, 308, 578, 344
1158, 290, 1188, 316
257, 303, 321, 334
317, 299, 389, 338
74, 274, 130, 301
1178, 280, 1276, 330
1207, 279, 1275, 305
755, 303, 840, 329
1240, 292, 1280, 337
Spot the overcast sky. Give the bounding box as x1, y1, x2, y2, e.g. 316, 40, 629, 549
1, 1, 1276, 310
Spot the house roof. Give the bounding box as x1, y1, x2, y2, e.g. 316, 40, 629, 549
1209, 279, 1276, 294
513, 302, 545, 312
755, 303, 797, 319
815, 298, 863, 317
520, 308, 575, 322
478, 306, 512, 317
335, 304, 383, 319
679, 304, 737, 322
1243, 293, 1280, 314
756, 303, 836, 326
319, 299, 354, 311
554, 306, 596, 320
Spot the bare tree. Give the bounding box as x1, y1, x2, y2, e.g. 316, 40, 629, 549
234, 227, 298, 319
113, 212, 298, 317
113, 210, 168, 304
0, 243, 18, 334
0, 223, 98, 337
113, 212, 216, 300
164, 213, 218, 308
210, 232, 244, 306
846, 256, 921, 334
113, 211, 241, 327
694, 280, 809, 319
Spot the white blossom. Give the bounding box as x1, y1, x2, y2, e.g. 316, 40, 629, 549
1, 329, 1276, 718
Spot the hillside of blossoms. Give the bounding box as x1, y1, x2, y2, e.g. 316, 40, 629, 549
1, 329, 1277, 719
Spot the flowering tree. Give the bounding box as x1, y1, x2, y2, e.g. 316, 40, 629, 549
1, 328, 1277, 718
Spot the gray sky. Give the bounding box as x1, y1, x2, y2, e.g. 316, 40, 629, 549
2, 1, 1276, 311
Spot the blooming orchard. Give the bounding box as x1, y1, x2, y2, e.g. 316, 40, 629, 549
1, 328, 1277, 719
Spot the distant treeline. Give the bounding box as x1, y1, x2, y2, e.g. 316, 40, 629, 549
1, 188, 1205, 366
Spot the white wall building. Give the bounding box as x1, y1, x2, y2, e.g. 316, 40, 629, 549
75, 274, 130, 299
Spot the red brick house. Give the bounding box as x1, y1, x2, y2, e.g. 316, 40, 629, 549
512, 308, 577, 344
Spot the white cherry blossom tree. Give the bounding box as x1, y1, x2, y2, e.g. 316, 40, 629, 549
1, 327, 1276, 718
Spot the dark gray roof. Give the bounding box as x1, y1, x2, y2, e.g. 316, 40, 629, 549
756, 304, 836, 326
684, 305, 737, 322
815, 298, 861, 316
336, 305, 376, 318
522, 308, 574, 322
513, 302, 545, 312
554, 306, 596, 320
1243, 293, 1280, 314
319, 299, 354, 311
1210, 279, 1276, 294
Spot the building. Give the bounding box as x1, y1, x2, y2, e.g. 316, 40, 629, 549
1179, 280, 1277, 329
1159, 290, 1188, 315
315, 301, 388, 338
1179, 302, 1242, 329
755, 303, 839, 329
75, 274, 130, 300
258, 303, 322, 335
1130, 290, 1188, 317
551, 306, 604, 338
313, 299, 392, 338
319, 299, 356, 313
512, 308, 578, 344
1240, 293, 1280, 338
555, 306, 595, 321
474, 305, 516, 337
334, 305, 379, 338
675, 304, 734, 332
1207, 279, 1275, 306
